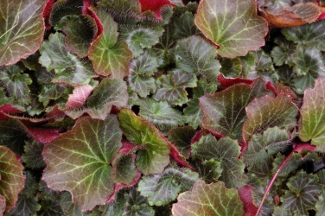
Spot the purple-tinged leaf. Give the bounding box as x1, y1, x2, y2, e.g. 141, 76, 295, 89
62, 15, 98, 58
0, 0, 45, 66
194, 0, 268, 58
175, 35, 220, 80
299, 78, 325, 150
281, 171, 321, 215
172, 181, 244, 216
138, 167, 199, 206
120, 26, 164, 58
0, 146, 25, 213
39, 32, 97, 85
168, 126, 196, 159
154, 69, 197, 106
192, 135, 247, 188
118, 109, 170, 175
282, 19, 325, 51
65, 78, 128, 120
38, 199, 64, 216
243, 127, 291, 166
243, 95, 298, 143
200, 77, 273, 140
65, 85, 94, 111
137, 99, 184, 133
88, 9, 132, 79
42, 116, 123, 211
238, 185, 258, 216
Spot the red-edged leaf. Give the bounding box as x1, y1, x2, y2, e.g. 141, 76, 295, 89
65, 85, 94, 110
243, 95, 298, 143
0, 146, 25, 213
82, 0, 103, 37
238, 185, 258, 216
0, 0, 45, 66
42, 116, 123, 211
0, 104, 23, 120
139, 0, 175, 20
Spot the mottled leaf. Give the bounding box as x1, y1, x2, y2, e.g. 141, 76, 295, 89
6, 196, 40, 216
0, 64, 32, 106
243, 127, 290, 166
192, 159, 222, 184
137, 99, 184, 132
39, 32, 96, 85
220, 52, 257, 77
172, 181, 244, 216
282, 19, 325, 51
154, 69, 197, 106
200, 77, 272, 140
243, 95, 298, 142
175, 35, 220, 80
0, 146, 25, 212
299, 78, 325, 150
271, 37, 296, 66
172, 12, 200, 40
111, 153, 137, 185
120, 26, 164, 57
138, 167, 199, 206
0, 0, 45, 66
122, 189, 155, 216
281, 171, 321, 215
42, 116, 123, 211
128, 52, 159, 97
192, 135, 247, 188
65, 79, 128, 120
194, 0, 268, 58
118, 109, 170, 175
49, 0, 83, 28
88, 9, 132, 79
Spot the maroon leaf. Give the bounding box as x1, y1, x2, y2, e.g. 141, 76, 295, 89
238, 185, 258, 216
139, 0, 176, 20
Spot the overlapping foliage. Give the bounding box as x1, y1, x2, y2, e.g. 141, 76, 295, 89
0, 0, 324, 215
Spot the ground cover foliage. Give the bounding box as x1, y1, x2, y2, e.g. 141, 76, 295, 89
0, 0, 325, 215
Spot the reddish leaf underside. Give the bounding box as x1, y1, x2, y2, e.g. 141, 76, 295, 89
238, 185, 258, 216
139, 0, 175, 20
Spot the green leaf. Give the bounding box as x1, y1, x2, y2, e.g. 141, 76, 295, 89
111, 153, 137, 185
0, 119, 27, 155
172, 181, 244, 215
175, 35, 220, 80
42, 116, 123, 211
299, 78, 325, 150
59, 192, 83, 216
138, 167, 199, 206
168, 126, 196, 159
200, 78, 272, 140
97, 0, 141, 22
192, 135, 247, 188
101, 190, 127, 216
39, 32, 97, 85
121, 189, 155, 216
220, 52, 256, 77
172, 12, 200, 40
192, 159, 222, 184
118, 109, 170, 175
49, 0, 83, 28
154, 69, 197, 106
0, 64, 32, 106
292, 45, 325, 76
282, 19, 325, 51
184, 79, 217, 128
281, 171, 321, 215
21, 141, 45, 169
271, 37, 296, 66
254, 50, 275, 72
6, 196, 41, 216
38, 200, 64, 216
194, 0, 268, 58
88, 9, 132, 79
62, 15, 98, 58
243, 127, 290, 166
243, 95, 298, 142
120, 26, 164, 57
0, 0, 45, 66
65, 78, 128, 120
128, 52, 159, 97
316, 191, 325, 216
0, 146, 25, 213
137, 99, 184, 133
